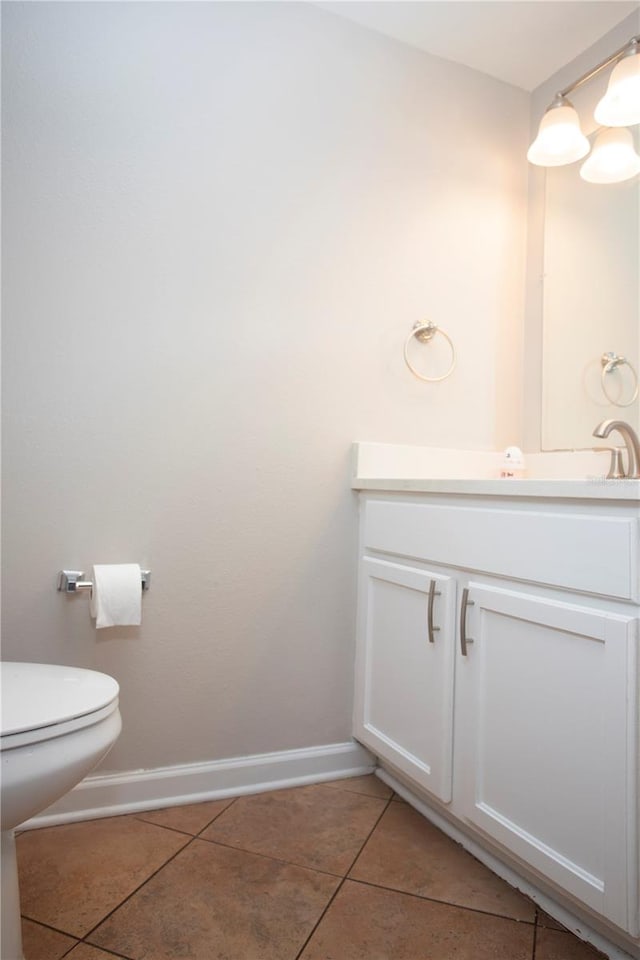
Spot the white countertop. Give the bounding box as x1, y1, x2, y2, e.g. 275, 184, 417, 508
353, 475, 640, 500
351, 443, 640, 501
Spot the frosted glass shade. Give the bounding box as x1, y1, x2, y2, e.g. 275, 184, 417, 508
580, 127, 640, 183
527, 101, 590, 167
594, 50, 640, 127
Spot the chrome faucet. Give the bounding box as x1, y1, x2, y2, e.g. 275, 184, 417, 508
593, 419, 640, 478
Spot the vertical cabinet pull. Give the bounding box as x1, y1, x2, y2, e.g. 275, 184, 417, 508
427, 579, 441, 643
460, 587, 475, 656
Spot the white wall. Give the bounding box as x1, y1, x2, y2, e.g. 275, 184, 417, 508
1, 2, 528, 773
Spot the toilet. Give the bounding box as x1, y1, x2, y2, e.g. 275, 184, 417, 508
0, 661, 122, 960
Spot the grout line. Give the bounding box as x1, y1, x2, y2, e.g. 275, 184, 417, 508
193, 833, 349, 880
293, 793, 396, 960
131, 818, 198, 838
294, 874, 349, 960
131, 794, 238, 838
195, 795, 239, 836
346, 876, 537, 927
61, 939, 134, 960
20, 916, 80, 940
321, 783, 395, 802
22, 916, 129, 959
79, 835, 196, 946
343, 794, 395, 878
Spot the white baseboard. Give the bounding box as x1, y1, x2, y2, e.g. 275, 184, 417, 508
23, 740, 375, 830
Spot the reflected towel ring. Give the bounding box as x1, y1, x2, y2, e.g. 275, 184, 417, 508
600, 352, 639, 407
404, 321, 456, 383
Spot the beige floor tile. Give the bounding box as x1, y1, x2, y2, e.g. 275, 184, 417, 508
88, 837, 340, 960
17, 816, 190, 938
135, 797, 234, 834
349, 801, 535, 922
21, 918, 77, 960
200, 783, 386, 874
66, 945, 129, 960
535, 927, 608, 959
300, 879, 535, 959
322, 774, 393, 800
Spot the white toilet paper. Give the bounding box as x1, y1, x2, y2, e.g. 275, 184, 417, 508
90, 563, 142, 629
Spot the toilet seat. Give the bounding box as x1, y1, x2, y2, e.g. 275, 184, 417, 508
1, 662, 122, 960
0, 662, 119, 751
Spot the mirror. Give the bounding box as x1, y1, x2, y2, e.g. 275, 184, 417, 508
541, 131, 639, 451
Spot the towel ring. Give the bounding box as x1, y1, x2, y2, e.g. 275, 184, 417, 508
404, 321, 456, 383
600, 352, 639, 408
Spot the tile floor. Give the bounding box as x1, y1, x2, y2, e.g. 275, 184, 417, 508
17, 775, 607, 960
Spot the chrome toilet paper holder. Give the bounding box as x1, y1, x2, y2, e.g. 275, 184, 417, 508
57, 569, 151, 593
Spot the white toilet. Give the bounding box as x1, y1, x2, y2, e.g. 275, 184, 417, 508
0, 661, 122, 960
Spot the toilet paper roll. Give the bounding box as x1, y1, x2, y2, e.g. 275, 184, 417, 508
90, 563, 142, 629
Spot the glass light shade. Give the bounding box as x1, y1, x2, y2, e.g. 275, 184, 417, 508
527, 101, 590, 166
594, 49, 640, 127
580, 127, 640, 183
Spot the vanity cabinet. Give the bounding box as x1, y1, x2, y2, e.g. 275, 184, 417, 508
353, 493, 639, 938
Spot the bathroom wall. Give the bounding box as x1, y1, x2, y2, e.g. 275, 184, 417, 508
1, 2, 528, 774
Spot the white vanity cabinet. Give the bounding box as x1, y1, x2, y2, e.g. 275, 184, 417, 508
353, 492, 639, 939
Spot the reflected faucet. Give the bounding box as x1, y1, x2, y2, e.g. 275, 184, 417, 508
593, 419, 640, 479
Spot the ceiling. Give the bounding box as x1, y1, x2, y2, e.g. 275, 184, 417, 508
315, 1, 639, 91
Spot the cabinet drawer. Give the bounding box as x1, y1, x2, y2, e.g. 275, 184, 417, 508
363, 500, 638, 600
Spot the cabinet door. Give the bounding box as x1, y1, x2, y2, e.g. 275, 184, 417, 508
353, 557, 456, 803
457, 583, 638, 934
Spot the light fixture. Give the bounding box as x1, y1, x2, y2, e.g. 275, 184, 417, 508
527, 95, 590, 166
528, 34, 640, 181
595, 40, 640, 127
580, 127, 640, 183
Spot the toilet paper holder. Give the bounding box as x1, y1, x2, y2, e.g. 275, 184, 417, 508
57, 569, 151, 593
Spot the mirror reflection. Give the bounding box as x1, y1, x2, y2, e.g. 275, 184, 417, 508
541, 131, 639, 451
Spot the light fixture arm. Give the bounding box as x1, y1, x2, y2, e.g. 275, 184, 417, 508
556, 35, 639, 100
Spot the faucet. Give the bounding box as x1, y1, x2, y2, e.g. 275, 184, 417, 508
593, 419, 640, 478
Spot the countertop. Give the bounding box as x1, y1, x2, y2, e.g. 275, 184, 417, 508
352, 475, 640, 500
351, 443, 640, 501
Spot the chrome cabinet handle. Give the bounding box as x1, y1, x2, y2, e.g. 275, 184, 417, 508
427, 579, 441, 643
460, 587, 475, 656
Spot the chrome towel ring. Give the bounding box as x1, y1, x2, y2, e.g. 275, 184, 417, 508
404, 321, 456, 383
601, 352, 639, 408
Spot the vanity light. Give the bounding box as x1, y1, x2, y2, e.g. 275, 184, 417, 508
528, 35, 640, 175
527, 95, 590, 166
580, 127, 640, 183
595, 41, 640, 127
